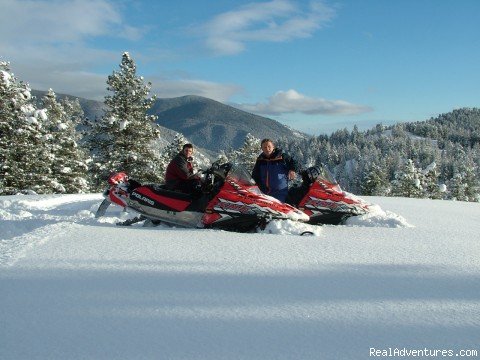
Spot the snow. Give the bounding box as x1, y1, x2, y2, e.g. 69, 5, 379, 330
1, 70, 12, 86
1, 194, 479, 359
57, 122, 68, 130
35, 109, 48, 121
119, 119, 128, 130
26, 116, 38, 125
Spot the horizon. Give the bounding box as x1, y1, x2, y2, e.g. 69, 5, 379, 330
2, 0, 479, 135
32, 88, 478, 138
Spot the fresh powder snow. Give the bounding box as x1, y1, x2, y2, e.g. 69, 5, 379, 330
1, 194, 479, 359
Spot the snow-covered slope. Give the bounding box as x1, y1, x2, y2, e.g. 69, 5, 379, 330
1, 195, 479, 359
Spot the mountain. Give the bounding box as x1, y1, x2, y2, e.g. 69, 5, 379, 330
32, 91, 306, 154
149, 95, 306, 152
31, 90, 105, 121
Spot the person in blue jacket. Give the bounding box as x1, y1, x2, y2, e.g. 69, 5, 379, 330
251, 138, 298, 202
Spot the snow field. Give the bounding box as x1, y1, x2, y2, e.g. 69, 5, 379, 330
1, 194, 479, 359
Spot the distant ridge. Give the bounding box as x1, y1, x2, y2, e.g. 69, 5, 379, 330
31, 90, 105, 121
149, 95, 306, 152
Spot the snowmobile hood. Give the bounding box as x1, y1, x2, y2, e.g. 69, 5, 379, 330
260, 193, 309, 222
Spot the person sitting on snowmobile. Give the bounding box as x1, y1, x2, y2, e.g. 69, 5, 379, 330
165, 143, 201, 193
251, 138, 298, 202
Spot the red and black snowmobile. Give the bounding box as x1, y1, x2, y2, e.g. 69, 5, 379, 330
95, 162, 309, 232
287, 165, 370, 225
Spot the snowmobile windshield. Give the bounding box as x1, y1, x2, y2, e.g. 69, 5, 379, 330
319, 165, 338, 185
227, 163, 257, 187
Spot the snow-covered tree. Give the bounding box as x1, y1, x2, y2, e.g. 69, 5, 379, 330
390, 159, 424, 198
421, 162, 442, 199
235, 133, 260, 173
163, 133, 187, 160
448, 172, 467, 201
88, 52, 161, 189
463, 163, 480, 202
0, 62, 54, 194
361, 162, 389, 196
216, 150, 229, 164
447, 162, 479, 201
41, 89, 90, 193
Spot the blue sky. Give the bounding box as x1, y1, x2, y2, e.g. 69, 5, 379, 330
1, 0, 479, 135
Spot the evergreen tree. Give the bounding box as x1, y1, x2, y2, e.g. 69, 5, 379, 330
421, 162, 442, 199
216, 150, 229, 164
362, 162, 389, 196
448, 161, 479, 201
0, 62, 54, 194
463, 163, 479, 202
89, 52, 161, 189
390, 159, 424, 198
448, 172, 467, 201
235, 133, 260, 173
41, 89, 90, 193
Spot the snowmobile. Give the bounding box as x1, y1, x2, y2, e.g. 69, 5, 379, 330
95, 162, 309, 232
286, 164, 370, 225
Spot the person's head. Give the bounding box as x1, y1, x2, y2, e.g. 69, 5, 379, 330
261, 139, 275, 157
182, 143, 194, 158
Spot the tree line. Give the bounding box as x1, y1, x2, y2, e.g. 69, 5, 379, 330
1, 53, 479, 201
276, 111, 480, 202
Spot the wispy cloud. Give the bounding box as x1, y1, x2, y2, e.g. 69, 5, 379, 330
0, 0, 142, 43
0, 0, 148, 98
236, 89, 373, 116
200, 0, 336, 55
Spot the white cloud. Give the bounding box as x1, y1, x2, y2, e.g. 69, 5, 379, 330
200, 0, 336, 55
0, 0, 152, 99
236, 89, 373, 116
0, 0, 137, 43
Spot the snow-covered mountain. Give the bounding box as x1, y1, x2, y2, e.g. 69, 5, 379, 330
1, 194, 479, 359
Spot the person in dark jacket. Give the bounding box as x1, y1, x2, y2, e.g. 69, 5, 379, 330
165, 143, 200, 193
251, 138, 298, 202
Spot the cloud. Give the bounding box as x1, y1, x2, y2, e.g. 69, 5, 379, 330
236, 89, 373, 116
0, 0, 141, 43
0, 0, 154, 99
200, 0, 336, 55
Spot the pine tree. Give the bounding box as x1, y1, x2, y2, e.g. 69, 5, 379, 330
361, 162, 389, 196
448, 171, 467, 201
0, 62, 54, 194
448, 161, 479, 201
41, 89, 90, 193
235, 133, 260, 173
421, 162, 442, 199
216, 150, 229, 164
390, 159, 424, 198
463, 163, 479, 202
88, 52, 161, 189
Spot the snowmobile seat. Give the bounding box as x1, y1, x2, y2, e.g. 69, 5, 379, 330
130, 185, 195, 212
143, 185, 195, 202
